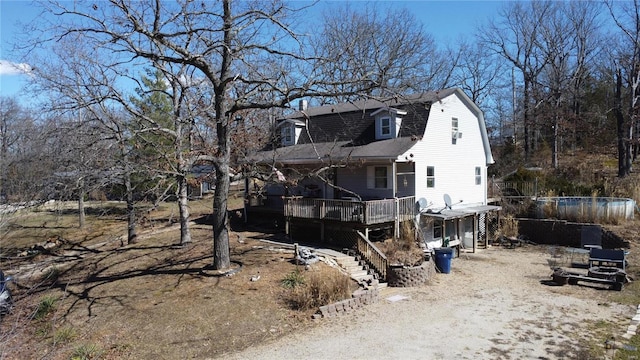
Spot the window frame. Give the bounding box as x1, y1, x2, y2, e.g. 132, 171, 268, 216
367, 165, 392, 189
379, 117, 391, 136
374, 166, 388, 189
475, 166, 482, 185
433, 221, 443, 239
281, 124, 294, 146
452, 117, 459, 144
426, 166, 435, 188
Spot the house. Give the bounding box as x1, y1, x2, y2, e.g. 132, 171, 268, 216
247, 88, 500, 254
188, 165, 215, 198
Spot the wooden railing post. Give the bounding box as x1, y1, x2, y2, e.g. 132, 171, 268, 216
355, 230, 388, 281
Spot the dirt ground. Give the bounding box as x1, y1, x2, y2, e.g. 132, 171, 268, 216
1, 202, 639, 359
226, 245, 637, 360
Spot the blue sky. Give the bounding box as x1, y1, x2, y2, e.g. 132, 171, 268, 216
0, 0, 502, 102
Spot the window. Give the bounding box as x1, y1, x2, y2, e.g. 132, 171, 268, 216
374, 167, 388, 189
380, 117, 391, 136
433, 221, 442, 239
367, 165, 391, 189
475, 166, 481, 185
452, 117, 459, 144
281, 125, 293, 146
426, 166, 435, 188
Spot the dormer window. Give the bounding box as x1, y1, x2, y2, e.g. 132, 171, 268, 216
371, 107, 407, 140
281, 125, 294, 146
380, 117, 391, 137
277, 119, 305, 146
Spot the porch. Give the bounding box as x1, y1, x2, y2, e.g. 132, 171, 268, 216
282, 196, 416, 244
283, 196, 416, 225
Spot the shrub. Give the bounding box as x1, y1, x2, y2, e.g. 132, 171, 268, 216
281, 269, 305, 289
498, 215, 519, 239
285, 267, 353, 310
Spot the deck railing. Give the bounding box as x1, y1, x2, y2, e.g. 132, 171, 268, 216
283, 196, 416, 225
355, 231, 388, 281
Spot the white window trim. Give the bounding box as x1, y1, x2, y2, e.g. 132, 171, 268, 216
452, 117, 459, 144
277, 119, 305, 146
475, 166, 482, 185
426, 166, 435, 188
372, 108, 406, 140
379, 117, 392, 138
367, 165, 393, 189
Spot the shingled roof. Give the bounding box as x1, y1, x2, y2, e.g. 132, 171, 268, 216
252, 89, 462, 165
281, 89, 456, 146
259, 137, 418, 165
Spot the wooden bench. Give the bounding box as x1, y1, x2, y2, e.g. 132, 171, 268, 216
588, 248, 626, 271
567, 274, 624, 291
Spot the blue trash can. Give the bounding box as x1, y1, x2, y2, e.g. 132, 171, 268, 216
434, 248, 453, 274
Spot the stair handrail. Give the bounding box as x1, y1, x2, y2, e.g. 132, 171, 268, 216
355, 230, 388, 281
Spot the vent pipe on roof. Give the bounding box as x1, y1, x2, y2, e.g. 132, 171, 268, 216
299, 99, 308, 111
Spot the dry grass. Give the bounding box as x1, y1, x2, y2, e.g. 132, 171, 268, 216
497, 215, 519, 239
0, 195, 324, 359
283, 266, 357, 310
375, 221, 424, 266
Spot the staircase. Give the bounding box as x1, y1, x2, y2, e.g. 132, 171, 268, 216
334, 252, 387, 290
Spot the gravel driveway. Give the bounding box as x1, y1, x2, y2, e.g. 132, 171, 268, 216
226, 246, 635, 360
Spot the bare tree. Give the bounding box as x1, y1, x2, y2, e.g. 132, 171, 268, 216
454, 40, 505, 109
0, 97, 24, 204
313, 3, 456, 102
535, 1, 604, 168
0, 97, 43, 203
25, 0, 395, 269
480, 1, 553, 162
607, 0, 640, 177
46, 111, 115, 228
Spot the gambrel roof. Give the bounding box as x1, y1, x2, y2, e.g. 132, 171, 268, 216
252, 88, 494, 165
281, 89, 457, 146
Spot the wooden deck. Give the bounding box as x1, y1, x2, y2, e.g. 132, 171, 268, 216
283, 196, 415, 225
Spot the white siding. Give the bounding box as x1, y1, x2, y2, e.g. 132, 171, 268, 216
401, 92, 488, 210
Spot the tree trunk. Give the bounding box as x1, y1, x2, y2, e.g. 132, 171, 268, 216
212, 162, 231, 269
125, 171, 137, 244
78, 179, 86, 229
552, 114, 559, 168
523, 77, 531, 162
616, 70, 630, 178
177, 175, 191, 245
212, 0, 233, 270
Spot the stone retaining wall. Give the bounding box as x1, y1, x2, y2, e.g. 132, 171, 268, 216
315, 288, 380, 319
387, 260, 435, 287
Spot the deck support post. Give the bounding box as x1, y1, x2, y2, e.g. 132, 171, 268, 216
394, 198, 400, 239
473, 213, 478, 253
